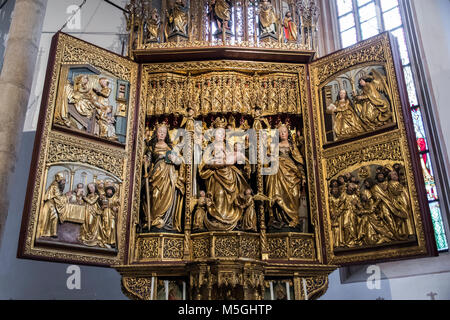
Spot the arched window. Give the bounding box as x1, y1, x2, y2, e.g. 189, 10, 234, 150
334, 0, 448, 251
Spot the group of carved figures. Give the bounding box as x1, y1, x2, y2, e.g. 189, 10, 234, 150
329, 164, 414, 249
147, 75, 299, 116
55, 74, 121, 141
326, 70, 393, 141
130, 0, 301, 45
140, 114, 307, 234
37, 172, 120, 249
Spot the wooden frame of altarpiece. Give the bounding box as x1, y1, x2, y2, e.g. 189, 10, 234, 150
17, 31, 437, 300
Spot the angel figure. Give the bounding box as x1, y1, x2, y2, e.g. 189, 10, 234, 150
145, 8, 161, 43
354, 69, 393, 130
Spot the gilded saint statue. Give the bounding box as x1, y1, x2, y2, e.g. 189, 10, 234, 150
198, 117, 251, 231
56, 74, 96, 127
257, 0, 278, 40
37, 172, 68, 238
145, 8, 161, 43
210, 0, 232, 34
99, 183, 120, 247
165, 0, 189, 40
179, 107, 196, 132
252, 107, 271, 131
283, 11, 298, 42
192, 190, 207, 232
266, 124, 307, 231
326, 89, 365, 140
142, 123, 186, 232
354, 70, 393, 130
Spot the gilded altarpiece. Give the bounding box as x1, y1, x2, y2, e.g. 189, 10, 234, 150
19, 32, 437, 300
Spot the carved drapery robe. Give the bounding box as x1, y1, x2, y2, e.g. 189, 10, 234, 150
357, 188, 396, 246
239, 195, 257, 232
388, 180, 414, 237
371, 182, 403, 239
192, 197, 207, 231
79, 193, 104, 247
329, 193, 345, 248
283, 16, 298, 41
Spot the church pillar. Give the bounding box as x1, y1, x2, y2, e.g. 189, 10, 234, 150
0, 0, 47, 247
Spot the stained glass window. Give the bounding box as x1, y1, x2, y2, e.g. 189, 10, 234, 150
335, 0, 448, 251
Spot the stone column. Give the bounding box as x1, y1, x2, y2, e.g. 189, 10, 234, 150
0, 0, 47, 247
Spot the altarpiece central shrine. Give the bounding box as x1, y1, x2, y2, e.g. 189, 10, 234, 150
17, 0, 438, 300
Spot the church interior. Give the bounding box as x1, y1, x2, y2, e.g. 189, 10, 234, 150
0, 0, 449, 300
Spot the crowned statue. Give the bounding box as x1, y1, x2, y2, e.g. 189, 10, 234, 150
198, 117, 251, 231
142, 122, 186, 232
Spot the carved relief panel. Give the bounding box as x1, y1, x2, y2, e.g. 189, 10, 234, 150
18, 33, 139, 266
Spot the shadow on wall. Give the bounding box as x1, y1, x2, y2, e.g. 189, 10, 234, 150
0, 0, 15, 73
0, 131, 127, 299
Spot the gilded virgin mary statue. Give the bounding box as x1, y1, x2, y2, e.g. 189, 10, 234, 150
198, 117, 251, 231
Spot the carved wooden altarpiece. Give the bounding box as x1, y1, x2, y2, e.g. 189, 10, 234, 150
18, 29, 437, 300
